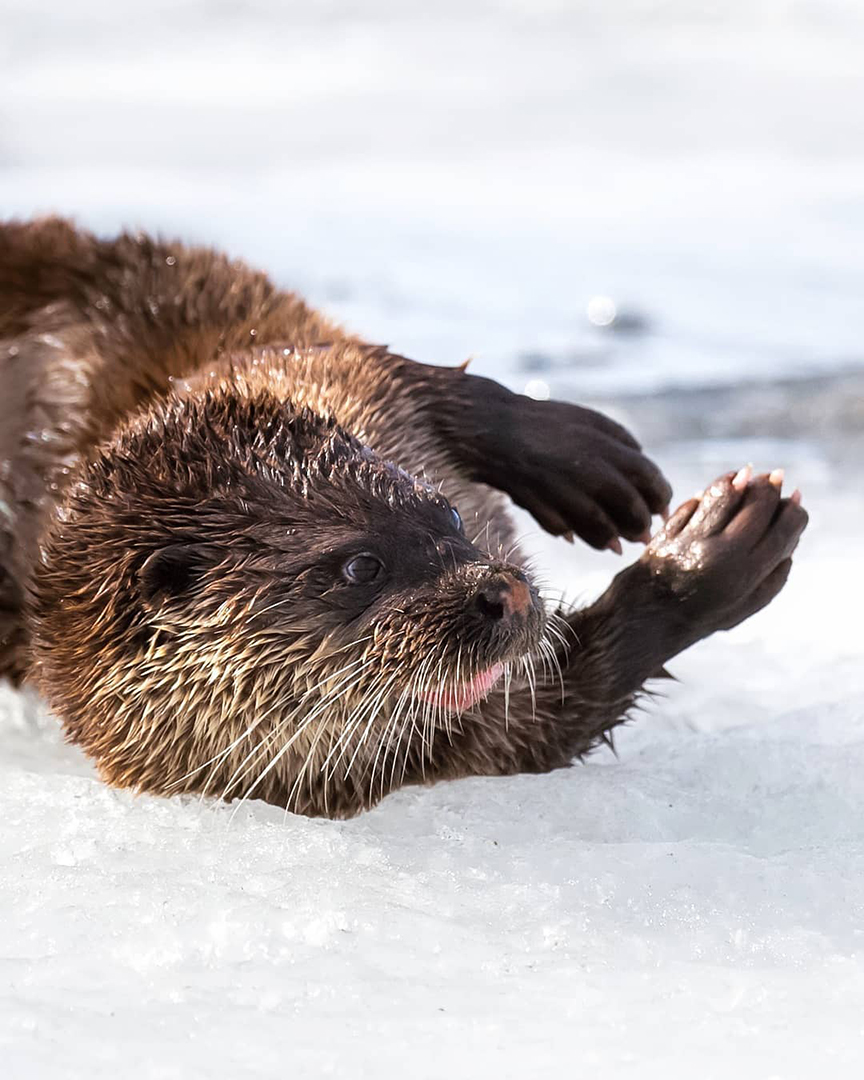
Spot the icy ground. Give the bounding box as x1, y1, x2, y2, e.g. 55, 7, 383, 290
2, 1, 864, 1077
2, 472, 864, 1079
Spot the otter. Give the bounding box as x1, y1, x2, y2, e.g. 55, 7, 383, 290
0, 217, 808, 818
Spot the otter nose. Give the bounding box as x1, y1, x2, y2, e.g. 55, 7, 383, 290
474, 572, 533, 623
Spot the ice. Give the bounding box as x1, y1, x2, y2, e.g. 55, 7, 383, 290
3, 527, 864, 1079
2, 0, 864, 1076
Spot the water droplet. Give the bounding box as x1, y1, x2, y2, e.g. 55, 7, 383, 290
586, 296, 617, 327
26, 428, 55, 444
524, 379, 550, 401
165, 256, 176, 266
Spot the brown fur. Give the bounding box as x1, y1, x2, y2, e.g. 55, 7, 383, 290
0, 218, 808, 817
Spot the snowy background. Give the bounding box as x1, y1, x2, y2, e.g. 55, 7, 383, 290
1, 1, 863, 1076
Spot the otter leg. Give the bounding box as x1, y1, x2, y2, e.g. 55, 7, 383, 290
458, 468, 808, 777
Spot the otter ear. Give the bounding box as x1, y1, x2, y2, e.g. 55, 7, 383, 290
138, 544, 211, 611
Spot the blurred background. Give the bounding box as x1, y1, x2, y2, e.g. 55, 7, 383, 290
1, 0, 861, 701
3, 0, 862, 419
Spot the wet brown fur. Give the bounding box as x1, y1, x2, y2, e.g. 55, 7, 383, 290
0, 218, 808, 817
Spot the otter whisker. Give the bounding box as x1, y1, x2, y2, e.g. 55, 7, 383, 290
544, 622, 570, 653
536, 635, 565, 705
449, 643, 463, 745
404, 638, 458, 788
340, 670, 402, 781
544, 617, 570, 656
223, 659, 377, 811
399, 701, 428, 787
388, 650, 436, 788
167, 715, 262, 793
288, 696, 340, 815
419, 648, 447, 764
411, 652, 442, 781
321, 668, 394, 779
401, 650, 440, 779
368, 682, 410, 798
373, 650, 434, 797
471, 518, 492, 548
189, 652, 377, 800
318, 672, 387, 776
390, 683, 424, 790
294, 652, 379, 706
317, 635, 375, 658
521, 653, 537, 721
375, 683, 415, 787
545, 632, 566, 688
546, 604, 573, 632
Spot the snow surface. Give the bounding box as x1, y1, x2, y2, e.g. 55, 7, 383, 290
2, 2, 864, 1077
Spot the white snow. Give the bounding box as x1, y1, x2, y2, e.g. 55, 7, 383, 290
2, 2, 864, 1077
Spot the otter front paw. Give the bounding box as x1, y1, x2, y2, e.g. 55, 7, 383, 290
643, 465, 808, 640
458, 381, 673, 549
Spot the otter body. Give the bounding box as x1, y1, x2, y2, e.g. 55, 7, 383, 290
0, 218, 808, 817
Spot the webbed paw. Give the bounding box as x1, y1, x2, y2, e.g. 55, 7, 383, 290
465, 387, 673, 550
642, 465, 808, 638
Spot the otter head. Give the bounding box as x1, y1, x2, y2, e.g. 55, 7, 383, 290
31, 385, 547, 814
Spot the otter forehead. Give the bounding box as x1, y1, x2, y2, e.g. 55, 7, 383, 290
75, 383, 477, 584
90, 386, 457, 522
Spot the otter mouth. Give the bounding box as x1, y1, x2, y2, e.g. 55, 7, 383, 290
416, 663, 505, 714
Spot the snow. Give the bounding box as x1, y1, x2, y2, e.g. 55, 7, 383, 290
2, 1, 864, 1077
4, 526, 864, 1079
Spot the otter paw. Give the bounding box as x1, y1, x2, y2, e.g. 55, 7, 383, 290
644, 465, 809, 635
473, 394, 673, 550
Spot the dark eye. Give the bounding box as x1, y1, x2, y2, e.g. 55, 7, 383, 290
343, 553, 384, 585
450, 506, 463, 533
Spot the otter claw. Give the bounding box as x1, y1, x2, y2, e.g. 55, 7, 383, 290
732, 464, 753, 492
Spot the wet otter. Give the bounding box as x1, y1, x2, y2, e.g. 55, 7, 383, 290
0, 217, 808, 817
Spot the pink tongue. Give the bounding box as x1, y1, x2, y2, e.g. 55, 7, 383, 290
418, 664, 504, 713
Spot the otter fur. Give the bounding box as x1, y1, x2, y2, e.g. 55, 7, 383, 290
0, 218, 808, 817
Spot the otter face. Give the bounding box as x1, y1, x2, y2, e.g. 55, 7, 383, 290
31, 389, 548, 812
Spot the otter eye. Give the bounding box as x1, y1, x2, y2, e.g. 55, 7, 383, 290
343, 553, 384, 585
450, 506, 463, 533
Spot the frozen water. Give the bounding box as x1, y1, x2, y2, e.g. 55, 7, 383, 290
1, 1, 863, 1077
3, 501, 864, 1079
